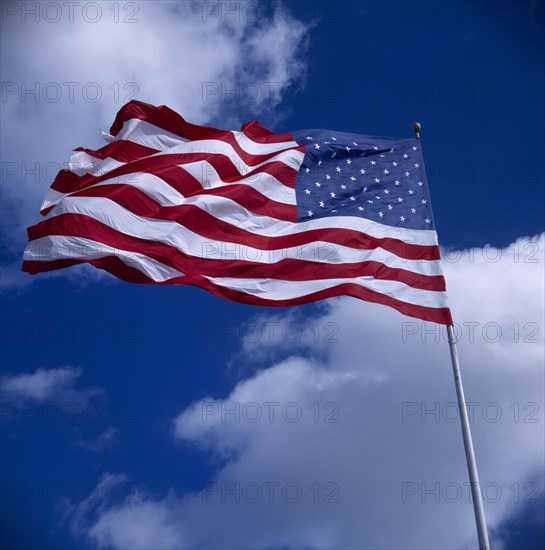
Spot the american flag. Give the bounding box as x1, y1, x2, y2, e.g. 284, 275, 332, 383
22, 100, 452, 325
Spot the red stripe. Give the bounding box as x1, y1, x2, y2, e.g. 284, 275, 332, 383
51, 183, 297, 222
22, 254, 452, 325
197, 276, 453, 325
48, 152, 298, 196
108, 101, 300, 167
23, 256, 162, 285
74, 141, 158, 163
110, 100, 295, 145
26, 214, 446, 291
41, 184, 439, 260
42, 184, 439, 260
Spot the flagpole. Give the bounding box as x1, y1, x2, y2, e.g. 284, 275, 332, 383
446, 325, 490, 550
413, 122, 490, 550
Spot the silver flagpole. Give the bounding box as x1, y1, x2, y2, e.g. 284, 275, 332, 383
413, 122, 490, 550
447, 325, 490, 550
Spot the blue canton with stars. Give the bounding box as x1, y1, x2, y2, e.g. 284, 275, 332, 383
291, 129, 436, 230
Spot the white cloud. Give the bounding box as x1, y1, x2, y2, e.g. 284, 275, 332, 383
0, 1, 310, 287
1, 366, 102, 404
67, 234, 545, 549
75, 426, 120, 453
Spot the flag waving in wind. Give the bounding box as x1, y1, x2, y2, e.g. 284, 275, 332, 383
23, 100, 452, 325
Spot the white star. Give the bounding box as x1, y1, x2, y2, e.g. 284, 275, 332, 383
360, 169, 366, 175
318, 160, 322, 166
305, 136, 313, 140
315, 182, 322, 187
314, 144, 320, 150
363, 186, 368, 192
384, 189, 390, 194
319, 201, 325, 208
417, 181, 424, 186
341, 184, 347, 189
367, 199, 374, 204
404, 171, 410, 177
390, 148, 394, 153
374, 177, 380, 183
305, 167, 310, 173
345, 146, 351, 152
331, 136, 337, 140
375, 195, 381, 200
370, 160, 377, 165
383, 169, 390, 175
350, 176, 356, 181
403, 153, 408, 159
304, 189, 311, 195
353, 141, 358, 146
308, 210, 313, 217
421, 199, 427, 205
392, 161, 398, 166
336, 166, 341, 172
398, 197, 404, 202
331, 152, 337, 158
379, 211, 384, 218
388, 204, 393, 210
400, 216, 405, 222
414, 163, 420, 168
394, 180, 400, 186
326, 174, 331, 180
425, 218, 431, 224
408, 189, 414, 195
412, 146, 417, 151
346, 159, 352, 165
330, 192, 336, 198
411, 208, 416, 213
349, 196, 356, 201
373, 146, 379, 150
358, 206, 364, 211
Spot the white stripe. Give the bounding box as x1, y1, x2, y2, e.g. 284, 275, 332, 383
42, 172, 185, 211
191, 195, 439, 247
112, 118, 189, 149
43, 196, 442, 277
43, 160, 296, 213
60, 138, 303, 183
149, 139, 304, 169
46, 174, 437, 247
24, 236, 184, 282
205, 275, 449, 309
114, 118, 298, 156
175, 161, 296, 205
24, 236, 447, 308
67, 151, 124, 177
232, 130, 299, 156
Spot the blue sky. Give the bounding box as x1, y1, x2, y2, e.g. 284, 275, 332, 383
1, 1, 544, 549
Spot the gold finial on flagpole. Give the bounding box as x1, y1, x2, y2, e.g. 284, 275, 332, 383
412, 122, 421, 139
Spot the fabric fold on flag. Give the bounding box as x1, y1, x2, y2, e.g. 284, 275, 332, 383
22, 100, 453, 325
